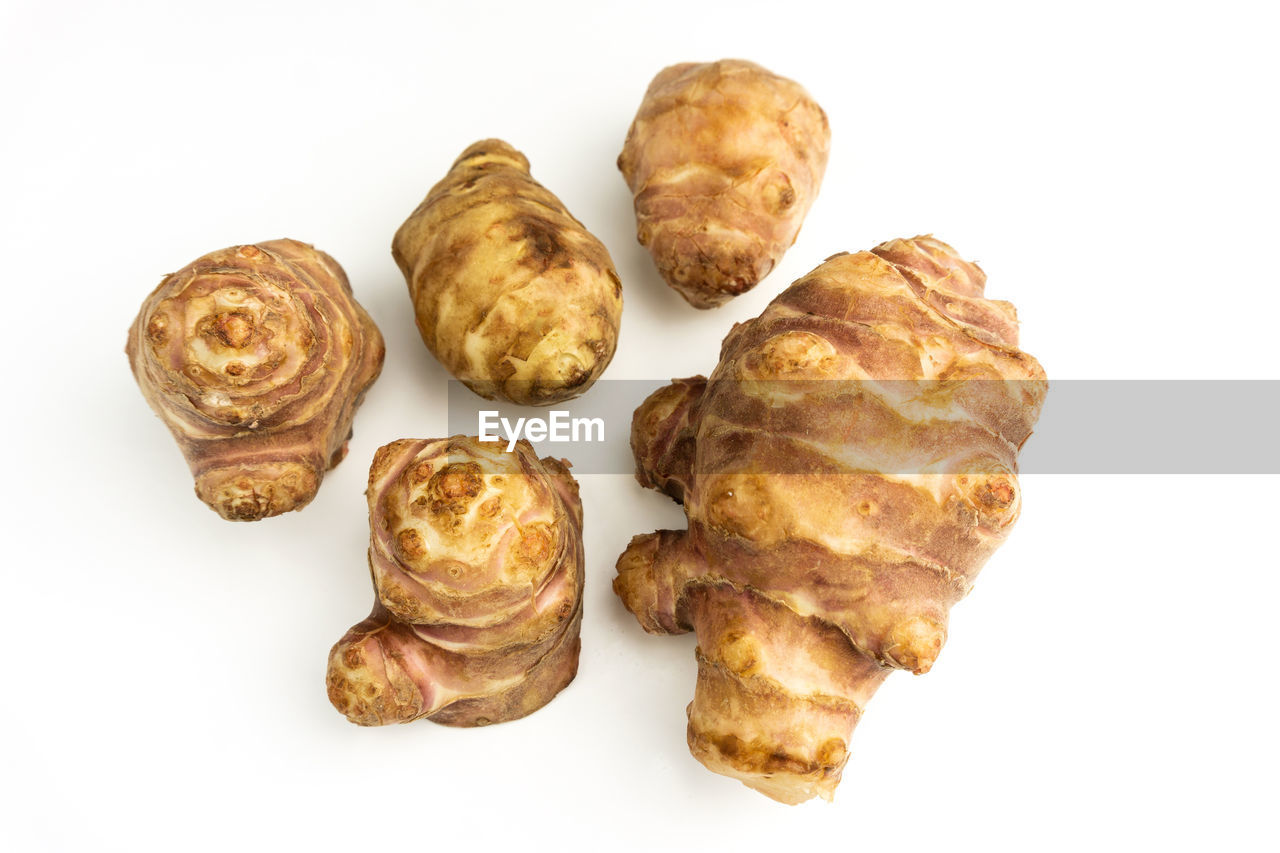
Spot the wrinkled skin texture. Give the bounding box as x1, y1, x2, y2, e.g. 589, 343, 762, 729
126, 240, 385, 521
615, 236, 1047, 803
618, 59, 830, 308
393, 139, 623, 405
327, 436, 584, 727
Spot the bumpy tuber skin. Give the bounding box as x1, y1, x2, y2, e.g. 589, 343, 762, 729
327, 436, 584, 727
618, 59, 830, 308
615, 236, 1047, 803
392, 139, 623, 406
126, 240, 385, 521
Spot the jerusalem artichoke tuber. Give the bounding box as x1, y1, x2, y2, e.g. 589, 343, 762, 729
126, 239, 385, 521
327, 436, 584, 726
618, 59, 830, 308
392, 139, 623, 406
614, 236, 1046, 803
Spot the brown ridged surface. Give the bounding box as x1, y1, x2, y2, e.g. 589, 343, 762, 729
615, 236, 1046, 803
125, 239, 385, 521
618, 59, 830, 308
393, 139, 623, 405
327, 437, 584, 727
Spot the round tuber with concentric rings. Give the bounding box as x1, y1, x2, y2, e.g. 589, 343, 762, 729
126, 239, 385, 521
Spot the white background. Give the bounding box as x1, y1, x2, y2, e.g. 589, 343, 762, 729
2, 1, 1277, 850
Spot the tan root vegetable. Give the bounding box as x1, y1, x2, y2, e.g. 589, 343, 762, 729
327, 436, 584, 726
126, 239, 385, 521
618, 59, 830, 308
615, 236, 1047, 803
392, 139, 623, 406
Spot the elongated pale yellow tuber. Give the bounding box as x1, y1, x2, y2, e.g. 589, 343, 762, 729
393, 139, 623, 406
618, 59, 830, 308
126, 239, 385, 521
327, 436, 584, 726
615, 236, 1047, 803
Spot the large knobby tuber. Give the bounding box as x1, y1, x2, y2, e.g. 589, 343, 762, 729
618, 59, 830, 308
614, 236, 1047, 803
327, 436, 584, 726
393, 139, 623, 406
126, 239, 385, 521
